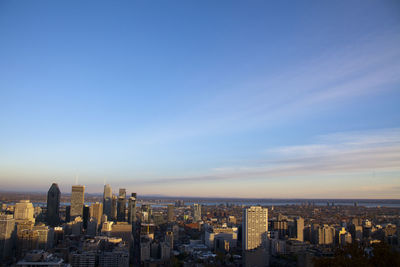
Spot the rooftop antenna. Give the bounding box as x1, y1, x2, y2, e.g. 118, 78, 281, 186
75, 174, 79, 185
104, 177, 106, 185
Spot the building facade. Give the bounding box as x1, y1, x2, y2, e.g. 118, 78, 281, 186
47, 183, 61, 227
128, 193, 137, 224
0, 214, 15, 263
71, 185, 85, 218
193, 204, 201, 222
296, 217, 304, 242
167, 204, 174, 222
243, 206, 268, 250
90, 202, 103, 226
103, 184, 112, 218
14, 200, 35, 223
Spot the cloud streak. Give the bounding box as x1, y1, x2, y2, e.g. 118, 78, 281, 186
128, 28, 400, 144
132, 128, 400, 185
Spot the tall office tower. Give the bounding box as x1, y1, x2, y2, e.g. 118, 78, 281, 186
119, 188, 126, 198
16, 221, 34, 257
167, 204, 174, 222
128, 193, 137, 224
83, 205, 90, 229
193, 203, 201, 222
103, 184, 112, 217
66, 206, 71, 222
104, 184, 112, 199
89, 202, 103, 226
71, 185, 85, 218
243, 206, 268, 250
14, 200, 35, 223
117, 197, 126, 222
111, 195, 117, 221
47, 183, 61, 227
116, 188, 127, 221
295, 217, 304, 242
0, 214, 15, 263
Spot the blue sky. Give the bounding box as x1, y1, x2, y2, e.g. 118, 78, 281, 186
1, 0, 399, 198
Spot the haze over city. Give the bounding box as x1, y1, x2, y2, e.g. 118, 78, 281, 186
1, 1, 400, 198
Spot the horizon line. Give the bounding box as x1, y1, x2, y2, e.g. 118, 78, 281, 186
0, 190, 399, 201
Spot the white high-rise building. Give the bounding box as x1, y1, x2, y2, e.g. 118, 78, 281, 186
14, 200, 35, 223
243, 206, 268, 250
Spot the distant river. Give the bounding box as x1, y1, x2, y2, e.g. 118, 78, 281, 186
26, 199, 400, 208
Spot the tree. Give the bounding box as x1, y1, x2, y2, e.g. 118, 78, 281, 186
314, 242, 400, 267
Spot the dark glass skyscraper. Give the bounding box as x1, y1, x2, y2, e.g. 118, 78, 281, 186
111, 195, 117, 221
83, 205, 90, 229
128, 193, 137, 223
46, 183, 61, 227
117, 188, 127, 222
66, 206, 71, 222
117, 197, 126, 222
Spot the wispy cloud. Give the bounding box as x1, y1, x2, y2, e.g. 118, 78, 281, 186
132, 128, 400, 185
130, 28, 400, 144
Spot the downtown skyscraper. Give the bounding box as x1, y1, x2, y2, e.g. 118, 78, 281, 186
111, 195, 117, 221
103, 184, 112, 219
71, 185, 85, 218
46, 183, 61, 227
243, 206, 268, 250
14, 200, 35, 223
117, 188, 126, 221
128, 193, 137, 224
0, 214, 15, 263
89, 202, 103, 226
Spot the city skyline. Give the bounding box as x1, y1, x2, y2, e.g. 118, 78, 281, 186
1, 181, 399, 266
1, 1, 400, 198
